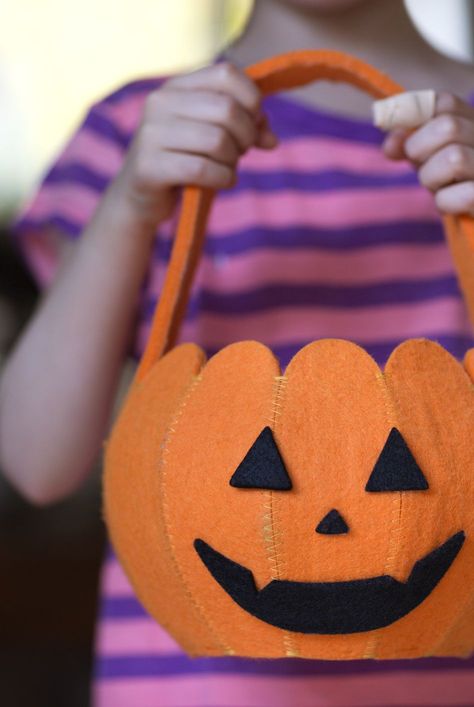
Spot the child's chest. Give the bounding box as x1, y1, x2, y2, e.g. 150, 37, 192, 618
137, 136, 469, 365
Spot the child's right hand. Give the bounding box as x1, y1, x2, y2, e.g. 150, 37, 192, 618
114, 62, 279, 226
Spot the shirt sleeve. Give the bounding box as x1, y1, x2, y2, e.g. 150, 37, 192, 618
11, 97, 130, 289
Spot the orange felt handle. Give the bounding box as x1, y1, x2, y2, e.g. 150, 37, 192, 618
136, 49, 474, 382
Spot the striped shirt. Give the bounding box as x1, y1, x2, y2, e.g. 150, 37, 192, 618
14, 75, 474, 707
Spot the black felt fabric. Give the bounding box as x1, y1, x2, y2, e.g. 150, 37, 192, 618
229, 426, 292, 490
194, 531, 465, 635
365, 427, 429, 492
316, 509, 349, 535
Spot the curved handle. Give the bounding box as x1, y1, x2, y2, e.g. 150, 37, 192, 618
137, 49, 474, 382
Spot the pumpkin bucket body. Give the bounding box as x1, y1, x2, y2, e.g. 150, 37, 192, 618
104, 338, 474, 659
103, 51, 474, 660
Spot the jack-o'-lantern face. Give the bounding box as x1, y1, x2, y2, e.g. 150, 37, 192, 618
194, 425, 464, 635
104, 338, 474, 660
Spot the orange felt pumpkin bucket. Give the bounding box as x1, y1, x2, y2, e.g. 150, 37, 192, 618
103, 51, 474, 660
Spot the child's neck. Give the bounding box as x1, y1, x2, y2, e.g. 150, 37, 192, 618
224, 0, 451, 118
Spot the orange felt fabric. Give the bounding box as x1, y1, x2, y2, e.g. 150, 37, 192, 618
159, 341, 286, 657
464, 348, 474, 382
104, 50, 474, 661
372, 340, 474, 658
105, 339, 474, 659
104, 343, 215, 653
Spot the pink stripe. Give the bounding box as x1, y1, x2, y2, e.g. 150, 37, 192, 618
93, 670, 474, 707
101, 557, 136, 596
26, 182, 437, 237
205, 188, 438, 234
26, 183, 98, 225
99, 91, 149, 132
239, 136, 414, 174
57, 129, 123, 173
148, 244, 454, 293
179, 298, 471, 348
97, 619, 181, 657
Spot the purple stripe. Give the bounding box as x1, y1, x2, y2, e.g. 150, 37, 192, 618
42, 162, 418, 194
44, 162, 110, 191
87, 92, 386, 148
15, 217, 445, 255
264, 95, 385, 144
84, 92, 386, 154
204, 335, 474, 369
100, 596, 150, 619
143, 276, 461, 321
100, 77, 164, 105
233, 168, 418, 191
194, 275, 461, 312
16, 215, 82, 238
95, 652, 474, 679
83, 109, 131, 149
104, 543, 116, 561
153, 222, 445, 260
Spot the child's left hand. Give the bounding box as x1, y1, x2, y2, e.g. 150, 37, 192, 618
382, 92, 474, 215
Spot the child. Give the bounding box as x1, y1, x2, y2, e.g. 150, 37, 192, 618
2, 0, 474, 704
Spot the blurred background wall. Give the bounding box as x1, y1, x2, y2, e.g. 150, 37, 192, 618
0, 0, 251, 221
0, 2, 473, 706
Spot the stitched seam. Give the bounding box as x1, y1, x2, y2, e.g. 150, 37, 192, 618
426, 376, 469, 657
263, 375, 299, 657
158, 374, 234, 656
363, 369, 402, 659
262, 377, 287, 580
263, 377, 288, 580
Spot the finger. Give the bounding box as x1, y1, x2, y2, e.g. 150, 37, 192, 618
382, 128, 409, 160
435, 180, 474, 215
154, 117, 240, 167
435, 91, 474, 122
165, 61, 261, 116
154, 151, 236, 190
419, 144, 474, 192
404, 113, 474, 164
255, 114, 279, 150
149, 88, 263, 153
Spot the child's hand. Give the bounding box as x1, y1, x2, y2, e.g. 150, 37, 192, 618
114, 62, 278, 225
382, 92, 474, 216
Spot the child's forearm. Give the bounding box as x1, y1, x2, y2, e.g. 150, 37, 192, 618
0, 180, 157, 504
0, 62, 273, 505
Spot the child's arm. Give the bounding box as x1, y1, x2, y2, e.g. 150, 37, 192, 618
0, 62, 277, 505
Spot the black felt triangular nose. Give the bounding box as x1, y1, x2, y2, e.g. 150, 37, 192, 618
230, 426, 292, 490
365, 427, 429, 492
316, 509, 349, 535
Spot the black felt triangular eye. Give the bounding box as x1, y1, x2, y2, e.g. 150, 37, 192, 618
366, 427, 429, 492
230, 427, 292, 490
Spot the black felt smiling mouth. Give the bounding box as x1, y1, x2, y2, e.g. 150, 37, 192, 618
194, 532, 465, 634
194, 427, 465, 634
